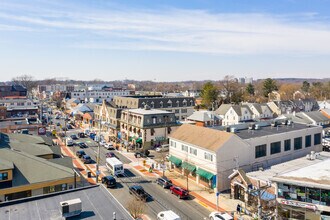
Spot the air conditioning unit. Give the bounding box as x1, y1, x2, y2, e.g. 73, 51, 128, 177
60, 198, 82, 218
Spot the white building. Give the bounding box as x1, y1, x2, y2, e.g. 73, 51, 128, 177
246, 103, 274, 120
70, 89, 131, 103
181, 90, 201, 98
247, 151, 330, 220
318, 100, 330, 109
216, 104, 253, 126
168, 121, 323, 192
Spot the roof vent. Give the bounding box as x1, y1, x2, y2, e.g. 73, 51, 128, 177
310, 151, 316, 160
255, 124, 260, 130
306, 154, 311, 160
144, 105, 151, 110
230, 127, 237, 133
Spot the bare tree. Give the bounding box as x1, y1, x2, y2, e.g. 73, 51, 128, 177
12, 74, 38, 93
126, 199, 146, 219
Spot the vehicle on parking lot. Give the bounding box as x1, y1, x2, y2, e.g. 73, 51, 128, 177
82, 155, 92, 164
209, 212, 233, 220
66, 137, 74, 146
70, 134, 78, 140
89, 133, 96, 140
105, 152, 116, 158
76, 150, 86, 158
101, 175, 117, 188
67, 124, 73, 129
56, 122, 61, 126
157, 210, 181, 220
129, 185, 151, 202
156, 144, 169, 152
78, 142, 88, 149
106, 157, 124, 176
156, 176, 173, 189
78, 132, 85, 138
104, 143, 115, 150
170, 186, 189, 199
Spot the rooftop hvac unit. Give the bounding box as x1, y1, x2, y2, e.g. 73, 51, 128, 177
255, 124, 260, 130
230, 127, 237, 133
60, 198, 82, 218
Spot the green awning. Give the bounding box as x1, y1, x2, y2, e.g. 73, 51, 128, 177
169, 155, 182, 167
182, 162, 196, 172
196, 168, 214, 180
136, 138, 142, 144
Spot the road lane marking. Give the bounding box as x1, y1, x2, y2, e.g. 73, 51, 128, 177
198, 201, 208, 208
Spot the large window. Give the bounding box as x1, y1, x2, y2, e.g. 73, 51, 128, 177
189, 147, 197, 156
255, 144, 267, 158
305, 135, 311, 148
204, 152, 213, 161
294, 137, 302, 150
270, 141, 281, 154
0, 172, 8, 181
284, 139, 291, 151
314, 133, 321, 145
182, 144, 188, 152
170, 141, 176, 148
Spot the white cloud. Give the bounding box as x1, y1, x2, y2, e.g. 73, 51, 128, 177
1, 1, 330, 55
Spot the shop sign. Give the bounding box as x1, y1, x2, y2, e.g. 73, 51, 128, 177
280, 199, 318, 211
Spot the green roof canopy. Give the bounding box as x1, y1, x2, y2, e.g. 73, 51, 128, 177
196, 168, 214, 180
182, 162, 196, 172
169, 155, 182, 167
136, 138, 142, 144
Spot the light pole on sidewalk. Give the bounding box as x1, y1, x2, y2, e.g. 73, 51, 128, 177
96, 118, 102, 183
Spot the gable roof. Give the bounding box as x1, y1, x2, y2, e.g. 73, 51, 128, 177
169, 124, 234, 152
187, 111, 221, 122
215, 104, 232, 115
302, 111, 330, 123
0, 149, 74, 186
228, 169, 252, 186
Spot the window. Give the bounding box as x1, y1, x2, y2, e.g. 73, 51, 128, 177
294, 137, 302, 150
181, 109, 187, 113
175, 109, 179, 113
204, 152, 213, 161
305, 135, 311, 148
159, 101, 163, 108
167, 100, 172, 107
255, 144, 266, 158
152, 117, 157, 124
170, 140, 176, 148
314, 133, 321, 145
190, 147, 197, 156
270, 141, 281, 154
0, 172, 8, 181
183, 100, 187, 107
182, 144, 188, 152
284, 139, 291, 151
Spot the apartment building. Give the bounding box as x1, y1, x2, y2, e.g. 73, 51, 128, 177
114, 95, 195, 121
71, 89, 131, 103
0, 85, 27, 98
119, 107, 179, 148
168, 121, 322, 192
0, 98, 38, 117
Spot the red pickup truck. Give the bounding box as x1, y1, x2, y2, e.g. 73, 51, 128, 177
170, 186, 189, 199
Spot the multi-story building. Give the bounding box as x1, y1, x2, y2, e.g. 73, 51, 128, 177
0, 85, 27, 98
246, 103, 274, 120
216, 104, 253, 126
0, 98, 38, 117
181, 90, 201, 98
114, 95, 195, 121
168, 121, 323, 192
245, 151, 330, 220
119, 107, 180, 148
187, 110, 221, 127
71, 89, 131, 103
267, 99, 319, 116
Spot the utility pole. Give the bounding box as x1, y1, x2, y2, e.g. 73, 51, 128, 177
95, 117, 101, 183
126, 109, 129, 151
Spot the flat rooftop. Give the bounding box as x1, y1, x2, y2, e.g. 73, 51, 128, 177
213, 122, 320, 139
126, 108, 174, 115
0, 186, 133, 220
247, 151, 330, 189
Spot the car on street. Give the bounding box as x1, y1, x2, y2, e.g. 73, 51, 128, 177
129, 185, 151, 202
82, 155, 92, 164
78, 142, 88, 149
156, 176, 173, 189
209, 212, 233, 220
67, 124, 73, 129
89, 133, 96, 140
55, 115, 60, 119
101, 175, 117, 188
105, 152, 116, 158
70, 134, 78, 140
62, 127, 68, 131
157, 210, 181, 220
134, 152, 147, 158
78, 132, 86, 138
76, 150, 86, 158
104, 143, 115, 150
56, 122, 61, 126
155, 144, 169, 152
170, 186, 189, 199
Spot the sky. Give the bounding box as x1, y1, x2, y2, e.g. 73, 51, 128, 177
1, 0, 330, 82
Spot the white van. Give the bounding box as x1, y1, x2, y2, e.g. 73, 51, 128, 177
106, 157, 124, 176
156, 144, 169, 152
157, 210, 181, 220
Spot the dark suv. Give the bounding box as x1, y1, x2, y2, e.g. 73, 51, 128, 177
102, 176, 117, 188
155, 177, 173, 189
76, 150, 85, 158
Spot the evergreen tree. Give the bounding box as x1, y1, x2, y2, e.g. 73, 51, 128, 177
262, 78, 278, 97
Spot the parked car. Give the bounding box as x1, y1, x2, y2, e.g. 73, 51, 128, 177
209, 212, 233, 220
156, 176, 173, 189
70, 134, 78, 140
55, 115, 60, 119
82, 155, 92, 164
76, 150, 86, 158
129, 185, 151, 202
67, 124, 73, 129
105, 152, 116, 158
101, 175, 117, 188
157, 210, 181, 220
78, 142, 88, 149
62, 127, 68, 131
104, 143, 115, 150
170, 186, 189, 199
78, 132, 86, 138
56, 122, 61, 126
156, 144, 169, 152
89, 133, 96, 140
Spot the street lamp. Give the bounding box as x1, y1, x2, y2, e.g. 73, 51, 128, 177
96, 118, 105, 183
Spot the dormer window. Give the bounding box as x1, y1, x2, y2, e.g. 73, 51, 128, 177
160, 101, 163, 108
183, 100, 187, 107
167, 100, 172, 108
151, 101, 154, 108
176, 100, 180, 107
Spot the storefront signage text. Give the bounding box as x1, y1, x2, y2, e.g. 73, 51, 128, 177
280, 199, 318, 211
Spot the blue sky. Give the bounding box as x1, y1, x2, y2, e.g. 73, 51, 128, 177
1, 0, 330, 81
